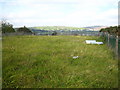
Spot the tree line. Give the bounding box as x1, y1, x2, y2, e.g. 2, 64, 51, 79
2, 20, 120, 36
1, 21, 32, 34
99, 25, 120, 36
1, 21, 58, 35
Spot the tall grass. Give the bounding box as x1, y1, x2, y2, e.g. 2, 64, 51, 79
2, 35, 118, 88
0, 38, 2, 89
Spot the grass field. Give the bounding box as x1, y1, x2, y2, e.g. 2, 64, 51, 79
0, 38, 2, 89
2, 35, 118, 88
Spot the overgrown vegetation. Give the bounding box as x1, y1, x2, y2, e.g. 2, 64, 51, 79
3, 36, 118, 88
1, 21, 15, 33
100, 26, 120, 36
17, 26, 32, 34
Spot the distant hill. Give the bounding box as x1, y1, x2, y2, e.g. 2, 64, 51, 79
84, 26, 108, 31
15, 26, 108, 31
14, 26, 100, 35
29, 26, 86, 31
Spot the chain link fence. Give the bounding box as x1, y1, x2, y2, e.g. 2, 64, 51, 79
118, 37, 120, 59
101, 32, 120, 59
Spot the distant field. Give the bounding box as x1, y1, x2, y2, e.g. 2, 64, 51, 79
31, 26, 85, 31
2, 36, 118, 88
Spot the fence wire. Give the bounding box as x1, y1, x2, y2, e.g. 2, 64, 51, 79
118, 37, 120, 58
101, 32, 120, 60
109, 35, 116, 51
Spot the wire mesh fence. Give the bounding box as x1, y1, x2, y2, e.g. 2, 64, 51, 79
118, 37, 120, 59
101, 32, 120, 60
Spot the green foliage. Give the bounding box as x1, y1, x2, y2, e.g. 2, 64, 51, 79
2, 21, 15, 33
17, 26, 32, 33
52, 31, 57, 35
3, 36, 118, 88
100, 26, 119, 36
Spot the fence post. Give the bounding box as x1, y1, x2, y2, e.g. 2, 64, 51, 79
107, 33, 109, 46
116, 35, 118, 59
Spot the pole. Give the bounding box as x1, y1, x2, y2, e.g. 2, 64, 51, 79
116, 35, 118, 59
108, 33, 109, 46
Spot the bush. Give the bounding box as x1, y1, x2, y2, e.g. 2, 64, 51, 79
2, 21, 15, 33
100, 26, 120, 36
52, 31, 57, 35
17, 26, 32, 33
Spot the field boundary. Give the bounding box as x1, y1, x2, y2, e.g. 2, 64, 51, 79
101, 32, 120, 60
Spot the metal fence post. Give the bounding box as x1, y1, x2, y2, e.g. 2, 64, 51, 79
108, 33, 109, 46
116, 36, 118, 59
118, 36, 119, 60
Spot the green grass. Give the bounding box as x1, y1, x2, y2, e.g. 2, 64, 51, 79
0, 38, 2, 89
2, 35, 118, 88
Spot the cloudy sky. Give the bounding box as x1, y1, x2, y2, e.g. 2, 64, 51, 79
0, 0, 119, 27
